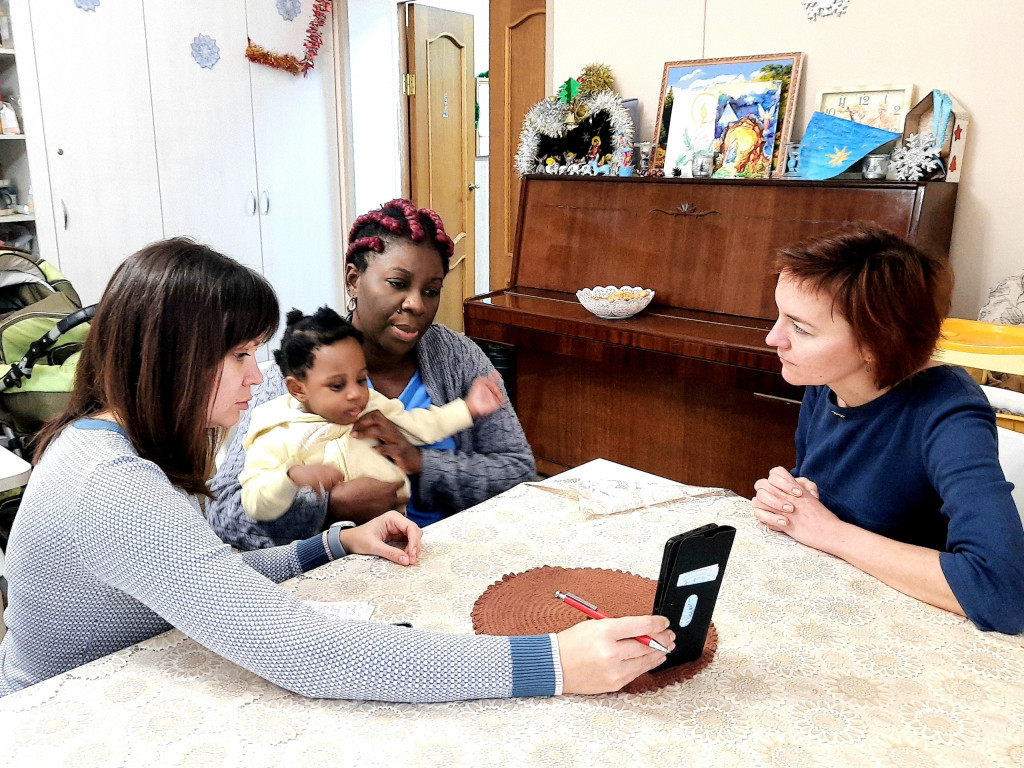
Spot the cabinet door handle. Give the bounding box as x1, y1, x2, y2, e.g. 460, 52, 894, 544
753, 392, 802, 406
61, 200, 68, 230
259, 191, 270, 216
247, 192, 257, 216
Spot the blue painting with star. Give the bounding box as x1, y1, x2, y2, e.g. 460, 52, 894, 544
798, 112, 901, 180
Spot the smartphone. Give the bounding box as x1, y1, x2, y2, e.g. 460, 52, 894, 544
651, 523, 735, 668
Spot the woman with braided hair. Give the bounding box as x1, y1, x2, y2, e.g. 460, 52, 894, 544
208, 199, 536, 550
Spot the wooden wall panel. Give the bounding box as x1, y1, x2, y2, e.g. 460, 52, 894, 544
516, 344, 799, 494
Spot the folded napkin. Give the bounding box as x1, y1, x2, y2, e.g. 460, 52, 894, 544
531, 474, 723, 518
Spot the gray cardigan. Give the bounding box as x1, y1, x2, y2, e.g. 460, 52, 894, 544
207, 324, 536, 549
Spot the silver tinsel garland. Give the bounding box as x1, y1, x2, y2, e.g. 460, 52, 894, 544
514, 90, 634, 176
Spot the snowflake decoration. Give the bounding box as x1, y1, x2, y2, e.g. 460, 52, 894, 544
74, 0, 100, 11
191, 34, 221, 69
803, 0, 849, 20
277, 0, 301, 21
891, 133, 943, 181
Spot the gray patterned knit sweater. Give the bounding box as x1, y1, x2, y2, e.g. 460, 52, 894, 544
0, 421, 557, 700
208, 323, 536, 549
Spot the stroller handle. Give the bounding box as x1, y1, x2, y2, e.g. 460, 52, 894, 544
0, 304, 97, 392
46, 305, 97, 344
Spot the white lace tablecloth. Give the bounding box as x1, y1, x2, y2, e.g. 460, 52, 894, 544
2, 461, 1023, 767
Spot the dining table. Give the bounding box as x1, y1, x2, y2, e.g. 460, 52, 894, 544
1, 458, 1022, 766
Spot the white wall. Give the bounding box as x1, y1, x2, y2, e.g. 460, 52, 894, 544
347, 0, 489, 293
551, 0, 1017, 319
347, 0, 404, 215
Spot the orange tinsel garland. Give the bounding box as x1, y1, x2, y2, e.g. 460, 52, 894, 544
246, 0, 332, 76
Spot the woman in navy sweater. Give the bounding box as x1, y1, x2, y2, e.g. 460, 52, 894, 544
753, 225, 1024, 634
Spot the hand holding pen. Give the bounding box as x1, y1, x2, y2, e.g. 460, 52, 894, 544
555, 591, 671, 653
553, 598, 675, 695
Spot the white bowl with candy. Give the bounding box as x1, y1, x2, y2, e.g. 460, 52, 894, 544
575, 286, 655, 320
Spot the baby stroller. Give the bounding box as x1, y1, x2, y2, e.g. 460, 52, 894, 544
0, 247, 95, 550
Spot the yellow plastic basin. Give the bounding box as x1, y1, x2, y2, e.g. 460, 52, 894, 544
932, 318, 1024, 374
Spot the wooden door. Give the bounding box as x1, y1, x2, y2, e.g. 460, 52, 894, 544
488, 0, 545, 291
246, 0, 345, 335
27, 0, 163, 305
144, 1, 263, 274
404, 3, 474, 333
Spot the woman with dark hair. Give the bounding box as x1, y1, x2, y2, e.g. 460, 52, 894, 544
0, 237, 674, 699
208, 199, 535, 549
753, 225, 1024, 634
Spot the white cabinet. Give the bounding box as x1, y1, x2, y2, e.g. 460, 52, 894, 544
15, 0, 163, 305
246, 10, 343, 325
10, 0, 344, 316
144, 2, 263, 275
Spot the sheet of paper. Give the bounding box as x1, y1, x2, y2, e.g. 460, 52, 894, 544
303, 600, 375, 621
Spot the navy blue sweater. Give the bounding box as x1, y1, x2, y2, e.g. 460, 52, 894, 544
795, 365, 1024, 634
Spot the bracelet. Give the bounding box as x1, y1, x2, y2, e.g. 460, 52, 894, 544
326, 520, 356, 560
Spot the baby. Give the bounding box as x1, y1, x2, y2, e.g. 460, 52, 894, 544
239, 306, 503, 521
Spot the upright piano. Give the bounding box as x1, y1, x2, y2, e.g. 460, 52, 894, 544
465, 176, 957, 494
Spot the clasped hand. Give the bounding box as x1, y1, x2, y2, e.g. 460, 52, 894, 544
351, 410, 422, 475
751, 466, 843, 551
349, 372, 504, 476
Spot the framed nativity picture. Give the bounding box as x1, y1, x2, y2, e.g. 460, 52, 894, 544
654, 52, 804, 179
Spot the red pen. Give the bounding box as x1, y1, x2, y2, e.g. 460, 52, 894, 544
555, 590, 670, 653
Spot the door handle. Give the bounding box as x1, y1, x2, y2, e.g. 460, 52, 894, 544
247, 192, 257, 216
259, 191, 270, 216
468, 183, 480, 191
61, 200, 68, 230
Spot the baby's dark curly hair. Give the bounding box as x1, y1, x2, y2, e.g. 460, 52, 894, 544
345, 198, 454, 274
273, 306, 364, 380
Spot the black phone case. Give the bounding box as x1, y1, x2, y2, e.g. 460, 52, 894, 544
652, 523, 735, 669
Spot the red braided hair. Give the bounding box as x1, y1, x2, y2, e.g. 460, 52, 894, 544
345, 199, 455, 273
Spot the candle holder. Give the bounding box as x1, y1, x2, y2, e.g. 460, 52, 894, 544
691, 150, 715, 178
862, 153, 890, 180
779, 142, 802, 178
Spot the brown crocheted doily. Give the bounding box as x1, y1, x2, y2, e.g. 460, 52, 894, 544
471, 565, 717, 694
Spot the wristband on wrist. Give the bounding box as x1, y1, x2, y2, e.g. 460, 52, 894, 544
326, 520, 356, 559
